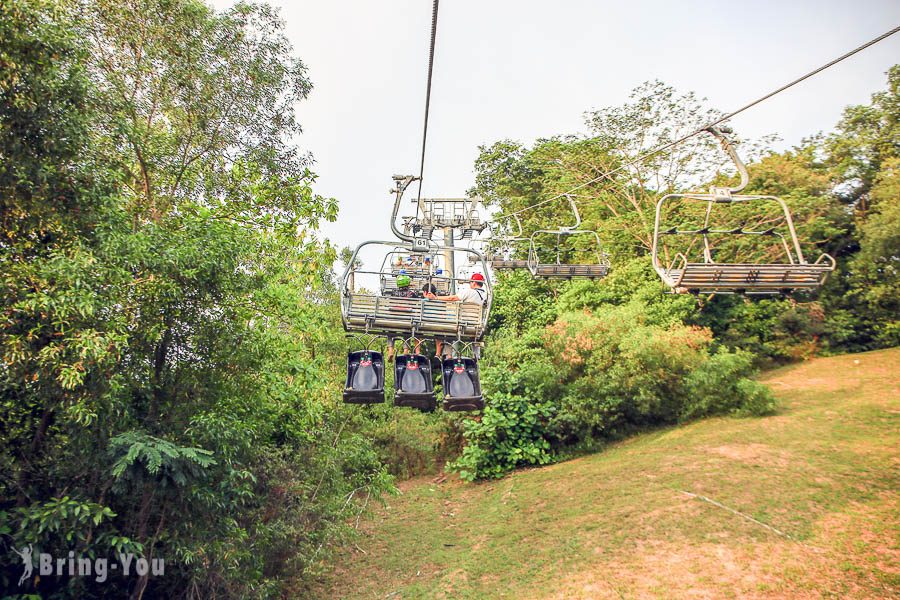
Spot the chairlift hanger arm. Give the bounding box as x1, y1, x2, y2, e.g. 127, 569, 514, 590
560, 194, 582, 231
705, 126, 749, 193
390, 175, 420, 242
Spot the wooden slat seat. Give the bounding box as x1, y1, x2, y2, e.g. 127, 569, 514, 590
530, 264, 609, 279
391, 265, 430, 276
345, 294, 485, 339
664, 262, 834, 292
490, 258, 530, 270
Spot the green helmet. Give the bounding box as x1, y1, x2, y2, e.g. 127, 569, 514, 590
396, 275, 411, 288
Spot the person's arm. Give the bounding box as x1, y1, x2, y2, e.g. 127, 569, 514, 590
425, 292, 459, 301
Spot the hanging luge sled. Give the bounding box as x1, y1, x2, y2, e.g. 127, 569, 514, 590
527, 195, 610, 279
441, 345, 483, 411
651, 126, 836, 295
394, 350, 436, 412
343, 348, 385, 404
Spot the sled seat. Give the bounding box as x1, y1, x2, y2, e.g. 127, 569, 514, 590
441, 357, 483, 412
343, 350, 384, 404
394, 353, 436, 412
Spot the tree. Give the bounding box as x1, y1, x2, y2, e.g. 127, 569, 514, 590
826, 65, 899, 212
1, 1, 388, 598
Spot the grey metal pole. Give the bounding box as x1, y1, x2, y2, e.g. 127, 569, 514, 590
444, 227, 455, 294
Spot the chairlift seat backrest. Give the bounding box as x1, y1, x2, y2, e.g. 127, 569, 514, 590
346, 295, 486, 340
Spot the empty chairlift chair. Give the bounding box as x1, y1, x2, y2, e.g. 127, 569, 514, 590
488, 215, 530, 271
651, 127, 836, 295
527, 195, 610, 279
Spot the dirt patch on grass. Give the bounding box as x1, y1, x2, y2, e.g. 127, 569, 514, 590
814, 493, 900, 594
705, 443, 792, 468
553, 540, 861, 599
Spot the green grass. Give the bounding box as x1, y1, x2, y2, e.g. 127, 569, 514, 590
315, 349, 899, 599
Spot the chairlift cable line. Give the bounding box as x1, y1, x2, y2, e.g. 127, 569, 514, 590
490, 23, 900, 225
416, 0, 440, 209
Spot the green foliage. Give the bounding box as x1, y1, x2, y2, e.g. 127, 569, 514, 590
557, 257, 697, 327
451, 288, 774, 480
487, 269, 558, 332
695, 296, 828, 364
826, 65, 899, 208
844, 164, 900, 346
451, 394, 555, 482
682, 350, 777, 419
109, 432, 216, 484
365, 408, 457, 479
0, 1, 390, 597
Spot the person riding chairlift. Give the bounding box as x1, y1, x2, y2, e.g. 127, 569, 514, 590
386, 274, 422, 361
424, 272, 486, 305
425, 273, 486, 359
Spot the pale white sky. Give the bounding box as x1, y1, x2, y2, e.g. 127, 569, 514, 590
211, 0, 899, 260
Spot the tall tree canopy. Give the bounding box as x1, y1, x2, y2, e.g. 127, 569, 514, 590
1, 1, 385, 598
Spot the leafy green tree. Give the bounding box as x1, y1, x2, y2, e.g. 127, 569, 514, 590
1, 1, 389, 598
844, 159, 899, 345
826, 65, 899, 211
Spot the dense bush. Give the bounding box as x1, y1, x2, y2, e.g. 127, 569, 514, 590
451, 300, 775, 480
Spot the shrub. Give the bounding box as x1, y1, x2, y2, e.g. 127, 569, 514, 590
682, 349, 777, 419
450, 393, 555, 482
367, 408, 457, 479
450, 302, 776, 480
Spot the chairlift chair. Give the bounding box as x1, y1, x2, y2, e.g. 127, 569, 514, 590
527, 195, 610, 279
341, 176, 493, 412
340, 237, 492, 412
651, 127, 836, 295
488, 215, 531, 270
342, 241, 492, 341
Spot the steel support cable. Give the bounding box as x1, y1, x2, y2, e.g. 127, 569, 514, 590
489, 24, 900, 225
416, 0, 440, 207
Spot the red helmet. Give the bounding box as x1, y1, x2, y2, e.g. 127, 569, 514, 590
471, 273, 485, 282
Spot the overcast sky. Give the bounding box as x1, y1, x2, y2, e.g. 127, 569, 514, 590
211, 0, 899, 261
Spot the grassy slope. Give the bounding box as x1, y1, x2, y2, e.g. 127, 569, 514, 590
318, 349, 899, 599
